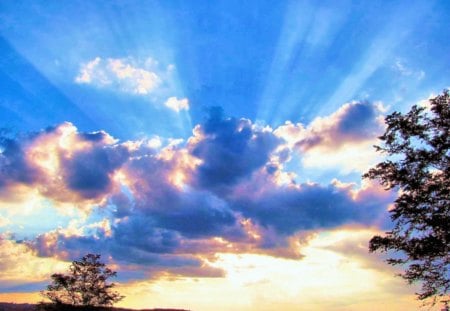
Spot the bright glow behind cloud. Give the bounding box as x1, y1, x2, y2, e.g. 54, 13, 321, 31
114, 229, 419, 311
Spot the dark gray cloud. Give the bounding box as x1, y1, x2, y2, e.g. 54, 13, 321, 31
230, 181, 392, 236
113, 216, 181, 254
123, 152, 246, 240
152, 192, 240, 239
30, 215, 226, 280
189, 109, 282, 191
337, 101, 377, 135
63, 144, 129, 199
0, 133, 38, 187
1, 112, 395, 280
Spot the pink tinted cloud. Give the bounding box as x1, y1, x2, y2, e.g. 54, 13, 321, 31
0, 106, 396, 280
275, 101, 385, 152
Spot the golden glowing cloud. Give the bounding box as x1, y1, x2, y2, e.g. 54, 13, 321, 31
0, 236, 69, 284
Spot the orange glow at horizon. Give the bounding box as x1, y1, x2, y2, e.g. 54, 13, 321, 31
0, 229, 422, 311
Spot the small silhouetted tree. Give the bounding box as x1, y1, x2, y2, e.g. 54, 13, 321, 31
41, 254, 124, 308
364, 90, 449, 305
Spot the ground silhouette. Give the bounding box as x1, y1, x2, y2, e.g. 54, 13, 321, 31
0, 303, 190, 311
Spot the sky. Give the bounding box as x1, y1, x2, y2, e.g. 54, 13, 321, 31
0, 1, 449, 310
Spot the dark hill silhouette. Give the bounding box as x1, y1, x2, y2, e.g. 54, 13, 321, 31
0, 303, 190, 311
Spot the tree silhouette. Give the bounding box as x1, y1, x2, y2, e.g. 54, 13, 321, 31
364, 90, 449, 305
41, 254, 124, 307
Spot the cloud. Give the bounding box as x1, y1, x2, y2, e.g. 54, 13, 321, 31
0, 234, 68, 291
29, 123, 129, 203
0, 102, 396, 282
323, 228, 402, 274
392, 59, 425, 80
0, 122, 128, 209
63, 142, 129, 199
30, 219, 227, 280
75, 57, 190, 113
188, 108, 282, 192
0, 133, 40, 187
228, 173, 392, 236
276, 101, 384, 152
75, 57, 162, 95
274, 101, 386, 173
114, 147, 246, 241
164, 97, 189, 112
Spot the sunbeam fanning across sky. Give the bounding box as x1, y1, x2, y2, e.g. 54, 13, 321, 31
256, 0, 351, 125
0, 1, 449, 310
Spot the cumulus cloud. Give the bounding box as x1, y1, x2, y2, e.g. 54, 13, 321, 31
228, 172, 392, 237
75, 57, 162, 95
0, 122, 128, 210
0, 102, 395, 282
30, 217, 228, 280
63, 142, 129, 199
188, 108, 281, 192
276, 101, 384, 151
274, 101, 386, 173
0, 133, 39, 187
75, 57, 190, 113
164, 97, 189, 112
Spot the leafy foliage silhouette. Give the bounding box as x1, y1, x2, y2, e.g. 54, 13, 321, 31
364, 91, 450, 304
41, 254, 124, 308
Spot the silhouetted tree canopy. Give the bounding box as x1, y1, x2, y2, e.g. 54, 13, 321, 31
364, 90, 450, 304
41, 254, 124, 308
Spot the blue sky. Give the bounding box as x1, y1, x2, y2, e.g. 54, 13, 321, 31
0, 1, 449, 310
1, 1, 449, 138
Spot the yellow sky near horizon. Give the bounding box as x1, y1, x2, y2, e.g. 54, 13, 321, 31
0, 228, 428, 311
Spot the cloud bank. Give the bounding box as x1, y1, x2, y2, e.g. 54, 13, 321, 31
0, 101, 392, 283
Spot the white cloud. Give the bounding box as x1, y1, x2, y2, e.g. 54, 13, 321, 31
393, 59, 425, 80
75, 57, 190, 112
75, 57, 102, 84
108, 58, 161, 94
75, 57, 162, 95
164, 97, 189, 112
